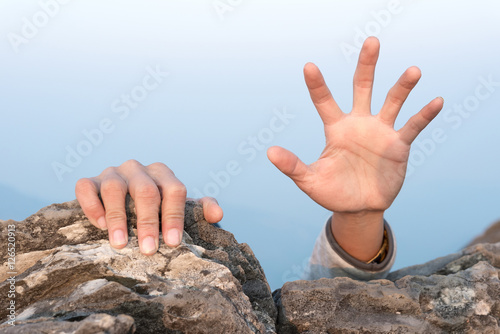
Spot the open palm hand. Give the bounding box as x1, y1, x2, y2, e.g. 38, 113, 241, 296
268, 37, 443, 215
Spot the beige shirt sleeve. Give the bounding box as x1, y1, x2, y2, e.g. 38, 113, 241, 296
303, 217, 396, 281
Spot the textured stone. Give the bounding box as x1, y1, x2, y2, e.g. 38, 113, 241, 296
275, 243, 500, 333
0, 314, 136, 334
0, 199, 276, 333
387, 241, 500, 281
2, 197, 500, 333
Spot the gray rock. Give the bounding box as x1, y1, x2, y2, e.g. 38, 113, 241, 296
388, 242, 500, 281
0, 199, 276, 334
275, 243, 500, 333
2, 197, 500, 333
0, 313, 136, 334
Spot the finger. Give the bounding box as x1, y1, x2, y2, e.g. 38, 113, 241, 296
378, 66, 422, 126
128, 167, 162, 255
75, 177, 107, 229
148, 163, 187, 248
352, 36, 380, 114
398, 97, 445, 145
198, 197, 223, 223
267, 146, 308, 183
303, 62, 343, 125
100, 170, 129, 249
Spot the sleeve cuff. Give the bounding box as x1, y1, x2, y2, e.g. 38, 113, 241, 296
324, 216, 395, 273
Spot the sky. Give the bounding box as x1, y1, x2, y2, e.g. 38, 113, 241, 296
0, 0, 499, 290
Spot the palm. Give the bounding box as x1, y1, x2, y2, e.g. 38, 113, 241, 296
305, 116, 409, 212
268, 37, 443, 214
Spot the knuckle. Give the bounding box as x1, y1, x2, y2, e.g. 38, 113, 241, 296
105, 210, 126, 225
100, 179, 127, 197
137, 218, 159, 230
135, 184, 161, 202
101, 166, 117, 177
83, 201, 103, 216
388, 95, 404, 107
148, 162, 169, 171
313, 90, 331, 106
162, 211, 184, 227
75, 178, 95, 194
122, 159, 142, 170
400, 79, 415, 90
163, 210, 184, 220
166, 183, 187, 199
355, 79, 372, 90
409, 120, 421, 133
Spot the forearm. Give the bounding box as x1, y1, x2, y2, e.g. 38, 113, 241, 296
330, 210, 385, 263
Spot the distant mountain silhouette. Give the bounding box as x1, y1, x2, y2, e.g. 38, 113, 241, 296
0, 184, 50, 221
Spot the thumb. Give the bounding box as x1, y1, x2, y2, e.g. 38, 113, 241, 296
267, 146, 308, 183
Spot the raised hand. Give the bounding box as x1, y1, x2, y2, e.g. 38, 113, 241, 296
75, 160, 223, 255
267, 37, 443, 261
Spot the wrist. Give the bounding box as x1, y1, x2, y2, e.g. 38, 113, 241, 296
332, 210, 385, 224
330, 210, 385, 262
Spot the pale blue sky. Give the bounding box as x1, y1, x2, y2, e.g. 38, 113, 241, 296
1, 0, 499, 289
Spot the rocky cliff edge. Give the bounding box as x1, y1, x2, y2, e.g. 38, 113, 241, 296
1, 200, 499, 333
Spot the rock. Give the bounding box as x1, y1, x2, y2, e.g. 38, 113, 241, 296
275, 242, 500, 333
0, 314, 136, 334
0, 198, 276, 333
387, 242, 500, 281
468, 220, 500, 247
2, 197, 500, 333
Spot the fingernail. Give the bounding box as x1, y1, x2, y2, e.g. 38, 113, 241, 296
166, 229, 181, 247
112, 230, 127, 247
438, 96, 444, 103
97, 216, 107, 230
141, 236, 157, 254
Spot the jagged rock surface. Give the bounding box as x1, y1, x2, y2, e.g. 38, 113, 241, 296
274, 242, 500, 333
1, 198, 500, 333
0, 314, 136, 334
0, 199, 276, 334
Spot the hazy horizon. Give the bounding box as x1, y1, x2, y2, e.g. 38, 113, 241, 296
1, 0, 499, 290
